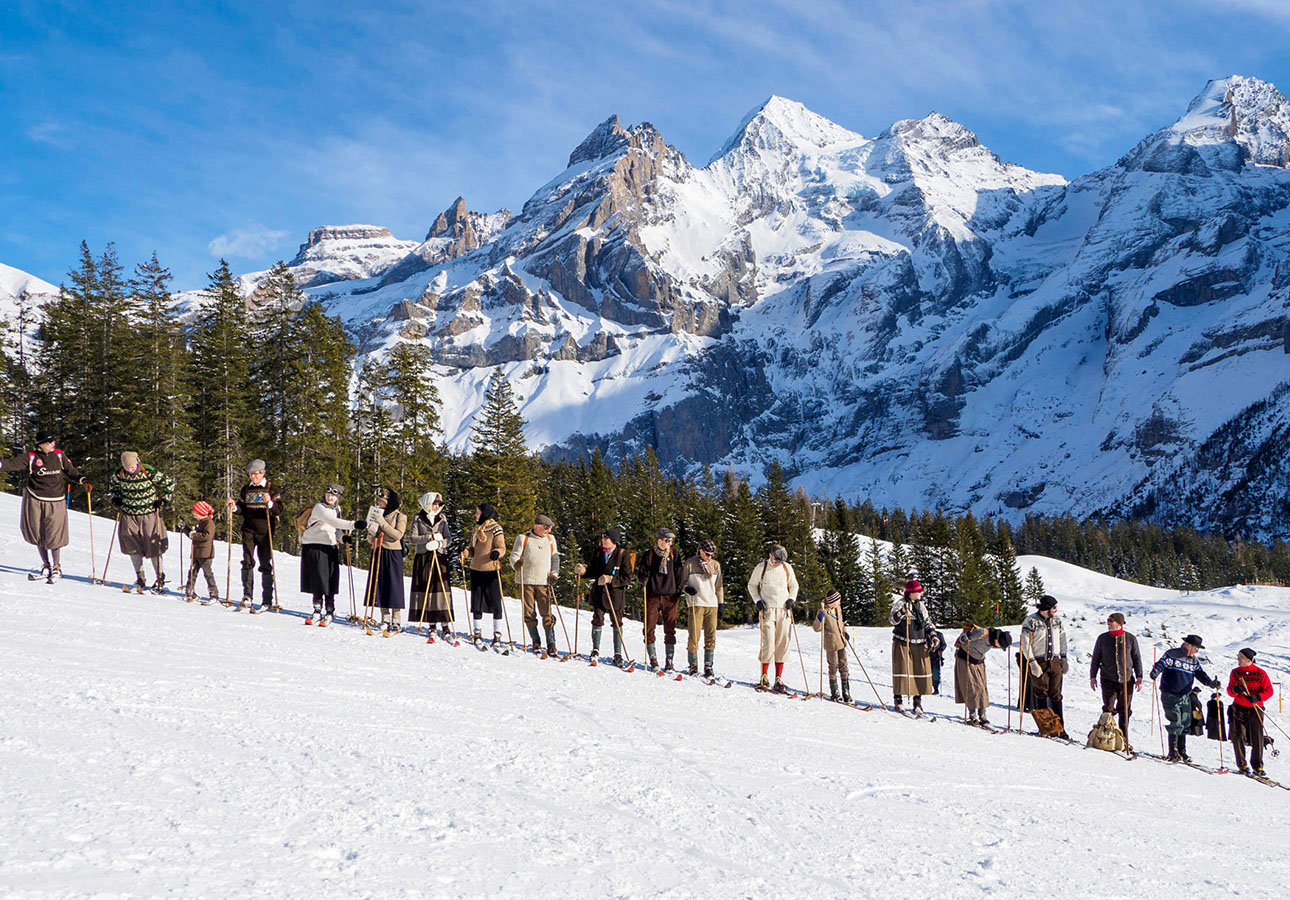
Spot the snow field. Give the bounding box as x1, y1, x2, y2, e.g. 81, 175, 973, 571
2, 494, 1288, 899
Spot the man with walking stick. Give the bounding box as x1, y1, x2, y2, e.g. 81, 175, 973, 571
1227, 648, 1275, 777
225, 459, 281, 612
1150, 634, 1221, 762
509, 513, 561, 657
574, 527, 633, 668
1089, 613, 1143, 748
1, 431, 91, 583
748, 544, 799, 694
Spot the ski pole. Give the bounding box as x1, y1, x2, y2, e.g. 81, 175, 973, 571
363, 532, 383, 634
86, 485, 96, 582
345, 539, 357, 620
265, 506, 280, 611
495, 566, 515, 651
1006, 651, 1012, 733
552, 581, 573, 660
603, 577, 634, 669
100, 513, 120, 585
788, 606, 810, 697
818, 604, 825, 698
574, 573, 583, 657
843, 629, 889, 711
428, 547, 457, 644
418, 542, 435, 636
225, 506, 234, 607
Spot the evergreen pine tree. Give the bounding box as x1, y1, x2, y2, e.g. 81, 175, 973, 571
468, 370, 535, 579
1023, 566, 1046, 606
718, 469, 762, 623
991, 529, 1026, 624
954, 513, 999, 627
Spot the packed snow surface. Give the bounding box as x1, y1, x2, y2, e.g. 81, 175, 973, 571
2, 493, 1288, 899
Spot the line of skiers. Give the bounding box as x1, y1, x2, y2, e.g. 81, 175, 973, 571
4, 438, 1279, 776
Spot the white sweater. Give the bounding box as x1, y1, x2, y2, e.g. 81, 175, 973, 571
300, 502, 356, 547
509, 531, 560, 586
746, 561, 799, 609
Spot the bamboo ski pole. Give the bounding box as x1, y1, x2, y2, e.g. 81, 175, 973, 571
552, 580, 573, 660
495, 566, 515, 650
574, 573, 583, 657
428, 547, 458, 645
818, 605, 826, 698
225, 506, 234, 607
100, 513, 120, 585
86, 485, 96, 582
362, 531, 383, 633
418, 542, 435, 636
1006, 651, 1012, 733
843, 630, 889, 711
789, 606, 810, 697
265, 505, 280, 611
345, 539, 357, 620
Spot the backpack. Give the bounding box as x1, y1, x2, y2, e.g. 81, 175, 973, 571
294, 506, 314, 534
1087, 712, 1127, 752
1031, 707, 1064, 738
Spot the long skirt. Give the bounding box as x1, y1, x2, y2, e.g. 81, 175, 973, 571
20, 492, 69, 550
119, 511, 169, 557
409, 551, 452, 623
954, 652, 989, 708
300, 543, 339, 596
368, 546, 405, 610
892, 639, 933, 696
470, 569, 503, 617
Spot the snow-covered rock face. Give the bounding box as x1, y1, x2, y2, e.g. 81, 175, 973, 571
149, 76, 1290, 538
273, 224, 419, 290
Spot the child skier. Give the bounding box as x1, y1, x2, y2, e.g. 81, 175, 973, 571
177, 501, 219, 605
812, 589, 851, 702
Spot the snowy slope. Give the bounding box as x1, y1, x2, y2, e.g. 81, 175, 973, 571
3, 493, 1289, 899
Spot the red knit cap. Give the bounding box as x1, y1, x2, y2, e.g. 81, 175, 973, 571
192, 501, 214, 518
906, 580, 923, 594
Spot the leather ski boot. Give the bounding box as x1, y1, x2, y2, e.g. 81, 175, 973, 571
842, 679, 852, 704
829, 677, 841, 701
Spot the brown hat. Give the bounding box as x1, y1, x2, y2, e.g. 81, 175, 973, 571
534, 514, 555, 528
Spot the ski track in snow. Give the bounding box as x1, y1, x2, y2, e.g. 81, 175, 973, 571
1, 495, 1287, 899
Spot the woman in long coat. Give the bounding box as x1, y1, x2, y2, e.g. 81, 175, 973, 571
954, 626, 1011, 725
366, 486, 407, 635
407, 491, 453, 637
889, 579, 935, 712
300, 483, 358, 623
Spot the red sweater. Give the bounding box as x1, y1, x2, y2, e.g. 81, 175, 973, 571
1227, 665, 1274, 708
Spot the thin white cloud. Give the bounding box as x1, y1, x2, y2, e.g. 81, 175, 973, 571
26, 121, 76, 150
208, 224, 289, 259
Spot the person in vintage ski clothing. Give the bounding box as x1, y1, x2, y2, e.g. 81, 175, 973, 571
637, 527, 684, 671
574, 527, 633, 667
1089, 613, 1143, 744
509, 513, 561, 655
299, 483, 359, 623
748, 544, 799, 693
955, 626, 1012, 724
408, 492, 453, 637
812, 589, 851, 702
890, 579, 934, 712
108, 450, 175, 592
0, 432, 90, 581
1227, 647, 1275, 776
366, 486, 407, 634
225, 459, 281, 608
681, 538, 723, 677
1150, 634, 1221, 762
462, 502, 506, 645
1020, 595, 1070, 737
176, 500, 219, 603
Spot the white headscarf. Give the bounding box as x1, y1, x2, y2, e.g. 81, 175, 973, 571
418, 491, 442, 514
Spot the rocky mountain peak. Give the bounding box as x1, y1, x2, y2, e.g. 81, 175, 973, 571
883, 112, 981, 152
567, 115, 631, 167
289, 225, 398, 265
1122, 75, 1290, 173
427, 197, 472, 240
710, 95, 863, 164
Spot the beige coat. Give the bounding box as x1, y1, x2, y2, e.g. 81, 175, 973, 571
747, 560, 798, 609
468, 519, 506, 572
811, 605, 847, 652
368, 509, 407, 545
680, 556, 723, 608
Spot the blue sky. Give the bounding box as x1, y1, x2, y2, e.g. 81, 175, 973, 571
3, 0, 1290, 289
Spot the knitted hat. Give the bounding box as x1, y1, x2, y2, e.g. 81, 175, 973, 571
120, 451, 139, 469
770, 544, 788, 562
192, 500, 214, 518
824, 589, 842, 606
1037, 595, 1058, 611
699, 538, 717, 554
1239, 647, 1256, 663
535, 514, 555, 528
325, 483, 344, 497
247, 459, 266, 474
1182, 634, 1204, 649
657, 527, 676, 540
905, 579, 923, 594
602, 527, 623, 546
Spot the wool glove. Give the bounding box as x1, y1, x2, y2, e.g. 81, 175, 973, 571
717, 603, 724, 620
597, 574, 612, 586
574, 563, 587, 576
154, 499, 165, 510
488, 549, 500, 561
684, 585, 698, 596
547, 573, 558, 585
756, 599, 767, 613
816, 611, 825, 622
1029, 659, 1042, 678
1061, 658, 1069, 675
81, 480, 92, 491
785, 597, 796, 610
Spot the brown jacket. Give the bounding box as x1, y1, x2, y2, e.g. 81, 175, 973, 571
811, 605, 848, 652
368, 509, 408, 545
185, 517, 216, 560
468, 519, 506, 572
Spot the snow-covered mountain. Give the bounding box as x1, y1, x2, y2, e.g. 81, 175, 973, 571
0, 261, 57, 353
24, 75, 1290, 537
